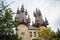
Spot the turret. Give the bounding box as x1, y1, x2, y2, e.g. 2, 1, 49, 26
15, 4, 30, 26
20, 4, 24, 12
33, 8, 48, 27
43, 18, 49, 26
15, 7, 19, 21
25, 10, 27, 15
27, 15, 30, 23
17, 7, 19, 14
26, 15, 30, 25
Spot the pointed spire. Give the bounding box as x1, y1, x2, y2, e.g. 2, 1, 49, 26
38, 9, 41, 15
21, 4, 24, 9
25, 9, 27, 15
21, 4, 24, 12
33, 11, 36, 17
28, 15, 30, 20
45, 18, 49, 25
27, 15, 30, 23
17, 7, 19, 14
35, 8, 42, 16
36, 8, 38, 12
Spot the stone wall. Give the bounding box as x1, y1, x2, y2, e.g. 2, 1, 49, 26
16, 24, 38, 40
17, 24, 30, 40
29, 30, 38, 40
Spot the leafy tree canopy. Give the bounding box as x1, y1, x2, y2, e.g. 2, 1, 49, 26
37, 26, 56, 40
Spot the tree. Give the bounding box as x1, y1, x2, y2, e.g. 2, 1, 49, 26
56, 29, 60, 40
37, 26, 56, 40
0, 0, 15, 40
0, 0, 23, 40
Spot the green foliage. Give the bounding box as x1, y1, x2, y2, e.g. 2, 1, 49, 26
37, 27, 56, 40
5, 8, 12, 19
0, 0, 15, 36
56, 29, 60, 40
33, 39, 40, 40
56, 29, 60, 38
0, 34, 22, 40
18, 36, 22, 40
0, 0, 20, 40
33, 38, 40, 40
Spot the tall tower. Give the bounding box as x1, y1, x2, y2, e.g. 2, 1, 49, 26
15, 4, 31, 40
33, 8, 48, 27
15, 4, 30, 26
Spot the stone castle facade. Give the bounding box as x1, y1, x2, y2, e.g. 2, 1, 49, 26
15, 4, 49, 40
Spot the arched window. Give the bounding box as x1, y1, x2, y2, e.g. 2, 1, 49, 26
30, 32, 32, 37
34, 32, 36, 37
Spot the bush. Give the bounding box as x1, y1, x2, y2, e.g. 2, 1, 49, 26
33, 38, 40, 40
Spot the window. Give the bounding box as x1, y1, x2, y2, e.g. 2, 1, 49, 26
21, 32, 25, 35
34, 32, 36, 37
30, 32, 32, 37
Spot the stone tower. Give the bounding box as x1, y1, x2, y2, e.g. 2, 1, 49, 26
15, 4, 31, 40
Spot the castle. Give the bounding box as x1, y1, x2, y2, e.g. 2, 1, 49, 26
15, 4, 49, 40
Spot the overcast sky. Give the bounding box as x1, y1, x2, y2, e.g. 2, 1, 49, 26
2, 0, 60, 31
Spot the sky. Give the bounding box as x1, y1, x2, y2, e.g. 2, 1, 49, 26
1, 0, 60, 31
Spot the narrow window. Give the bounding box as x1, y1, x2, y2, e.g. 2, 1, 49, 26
34, 32, 36, 37
30, 32, 32, 37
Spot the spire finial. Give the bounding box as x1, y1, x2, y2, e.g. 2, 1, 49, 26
17, 7, 19, 14
27, 15, 30, 23
21, 4, 24, 12
25, 9, 27, 15
45, 17, 49, 25
36, 8, 38, 12
21, 4, 24, 9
